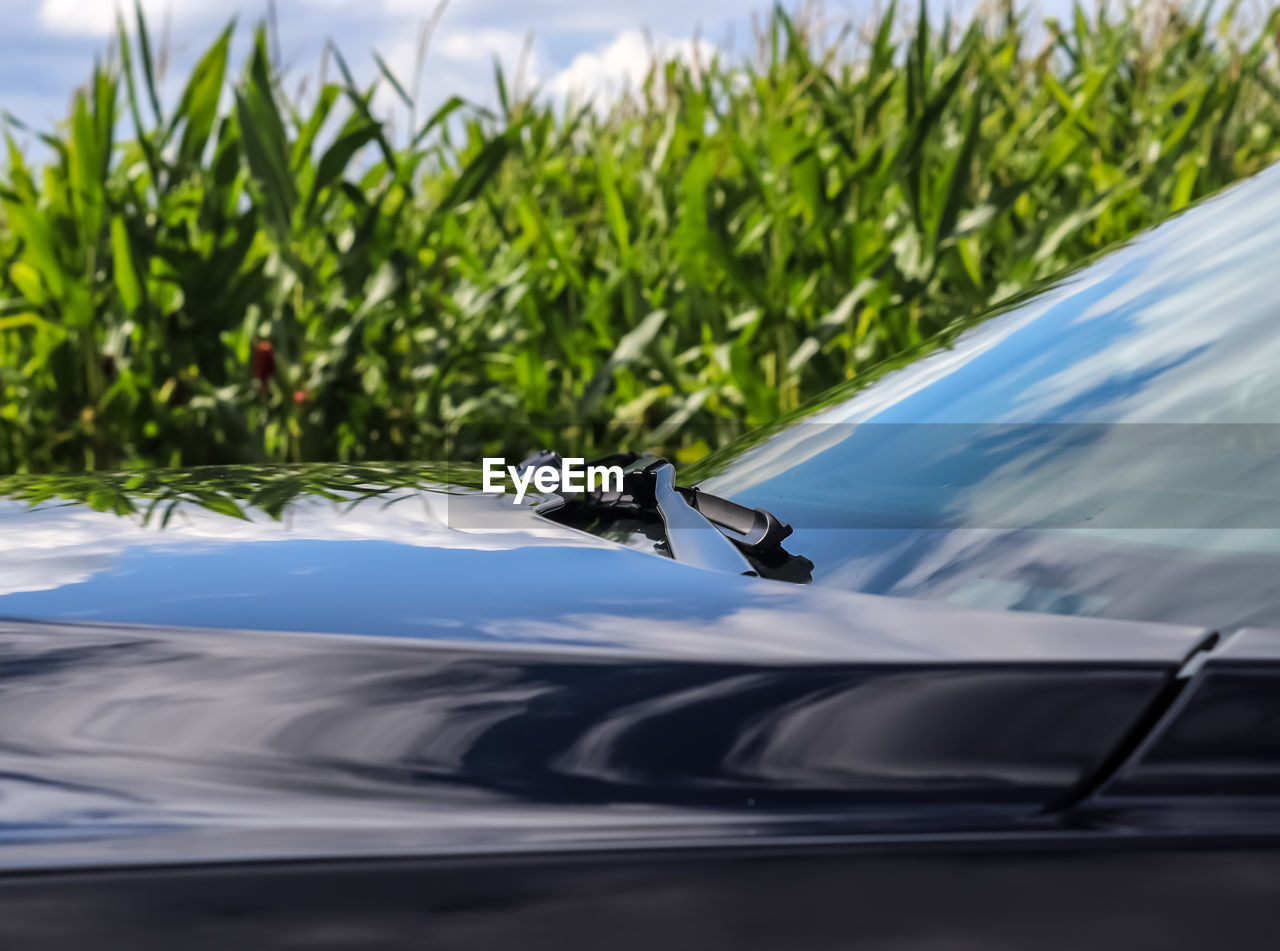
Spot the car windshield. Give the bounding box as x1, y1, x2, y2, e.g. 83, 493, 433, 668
689, 164, 1280, 633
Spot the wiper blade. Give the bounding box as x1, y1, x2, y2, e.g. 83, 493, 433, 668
521, 451, 795, 575
680, 484, 793, 556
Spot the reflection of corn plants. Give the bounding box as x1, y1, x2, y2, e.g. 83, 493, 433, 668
3, 2, 1280, 473
0, 463, 482, 525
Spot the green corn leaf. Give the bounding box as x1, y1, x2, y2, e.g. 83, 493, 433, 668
4, 203, 65, 299
581, 308, 670, 410
306, 122, 379, 219
109, 217, 143, 312
235, 30, 297, 241
114, 10, 162, 187
411, 95, 465, 147
68, 90, 104, 240
133, 0, 163, 125
293, 84, 341, 168
933, 87, 983, 250
374, 51, 413, 110
433, 130, 513, 219
596, 144, 632, 259
327, 42, 401, 178
176, 24, 234, 167
0, 312, 53, 332
194, 491, 250, 520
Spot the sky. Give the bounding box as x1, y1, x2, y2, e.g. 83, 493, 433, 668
0, 0, 1100, 138
0, 0, 796, 138
0, 0, 1109, 154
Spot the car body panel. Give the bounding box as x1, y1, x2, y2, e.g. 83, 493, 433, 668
0, 610, 1203, 871
3, 163, 1280, 949
0, 470, 1214, 880
1085, 627, 1280, 830
5, 840, 1280, 951
0, 470, 1205, 663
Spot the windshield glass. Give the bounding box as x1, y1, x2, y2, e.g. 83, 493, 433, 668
690, 165, 1280, 632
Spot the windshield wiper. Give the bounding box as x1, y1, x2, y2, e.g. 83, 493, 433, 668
645, 460, 758, 575
521, 451, 800, 578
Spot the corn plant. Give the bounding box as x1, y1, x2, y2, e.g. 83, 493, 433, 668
2, 1, 1280, 473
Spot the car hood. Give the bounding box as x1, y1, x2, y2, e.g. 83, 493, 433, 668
0, 464, 1219, 871
0, 463, 1200, 664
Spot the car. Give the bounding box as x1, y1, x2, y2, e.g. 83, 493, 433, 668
2, 164, 1280, 949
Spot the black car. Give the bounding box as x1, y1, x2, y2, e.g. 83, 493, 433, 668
2, 165, 1280, 949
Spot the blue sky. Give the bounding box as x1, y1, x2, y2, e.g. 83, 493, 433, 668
0, 0, 796, 134
0, 0, 1075, 138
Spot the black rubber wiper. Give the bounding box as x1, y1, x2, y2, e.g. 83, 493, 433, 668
681, 483, 793, 556
521, 451, 796, 577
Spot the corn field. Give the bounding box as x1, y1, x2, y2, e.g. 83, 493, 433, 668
2, 2, 1279, 473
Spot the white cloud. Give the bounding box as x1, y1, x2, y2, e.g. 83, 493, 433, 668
14, 0, 739, 138
37, 0, 231, 37
0, 489, 601, 598
383, 0, 748, 37
434, 26, 530, 64
545, 29, 716, 110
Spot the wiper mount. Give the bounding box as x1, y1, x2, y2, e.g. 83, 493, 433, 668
522, 451, 797, 578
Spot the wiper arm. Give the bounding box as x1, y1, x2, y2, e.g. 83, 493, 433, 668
647, 461, 758, 576
521, 451, 795, 576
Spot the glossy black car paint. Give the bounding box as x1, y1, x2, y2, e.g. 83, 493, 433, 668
8, 843, 1280, 951
1085, 627, 1280, 819
0, 486, 1232, 948
0, 611, 1203, 867
5, 168, 1280, 946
